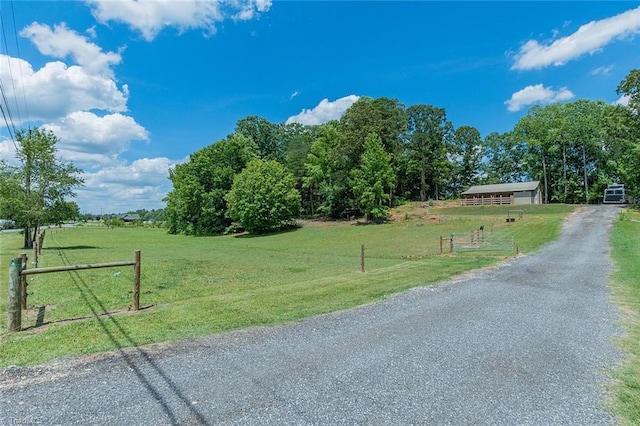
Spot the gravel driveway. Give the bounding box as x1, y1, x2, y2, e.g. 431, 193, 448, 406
0, 206, 623, 425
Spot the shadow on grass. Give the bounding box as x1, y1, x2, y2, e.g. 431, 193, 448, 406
352, 219, 389, 226
53, 245, 209, 425
43, 245, 100, 250
233, 224, 301, 238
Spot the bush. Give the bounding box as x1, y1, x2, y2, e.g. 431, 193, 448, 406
225, 159, 301, 234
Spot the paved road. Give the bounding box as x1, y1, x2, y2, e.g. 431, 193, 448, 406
0, 206, 623, 425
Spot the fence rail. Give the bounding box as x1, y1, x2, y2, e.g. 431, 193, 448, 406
7, 250, 141, 333
459, 196, 514, 206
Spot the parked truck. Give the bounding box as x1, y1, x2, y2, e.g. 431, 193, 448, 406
603, 184, 626, 204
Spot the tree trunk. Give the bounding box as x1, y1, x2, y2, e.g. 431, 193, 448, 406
23, 226, 33, 249
542, 153, 549, 204
582, 142, 588, 204
562, 143, 567, 203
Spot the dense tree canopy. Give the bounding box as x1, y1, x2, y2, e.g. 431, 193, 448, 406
165, 133, 258, 235
166, 68, 639, 235
225, 159, 301, 234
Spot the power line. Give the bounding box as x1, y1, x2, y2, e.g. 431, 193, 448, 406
9, 0, 29, 123
0, 7, 22, 125
0, 80, 18, 150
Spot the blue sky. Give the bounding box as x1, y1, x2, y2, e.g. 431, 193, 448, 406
1, 1, 639, 214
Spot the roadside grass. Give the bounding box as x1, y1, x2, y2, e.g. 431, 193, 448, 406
0, 203, 575, 367
609, 207, 640, 424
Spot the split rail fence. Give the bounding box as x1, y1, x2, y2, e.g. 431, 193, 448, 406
7, 250, 141, 333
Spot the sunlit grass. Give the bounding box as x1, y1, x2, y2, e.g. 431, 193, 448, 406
609, 207, 640, 425
0, 204, 575, 367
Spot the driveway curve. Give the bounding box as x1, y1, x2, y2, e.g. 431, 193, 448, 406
0, 206, 623, 425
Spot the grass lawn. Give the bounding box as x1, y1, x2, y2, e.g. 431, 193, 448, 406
609, 207, 640, 425
0, 203, 575, 367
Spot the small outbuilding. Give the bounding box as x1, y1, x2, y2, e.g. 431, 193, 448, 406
120, 214, 141, 223
460, 181, 541, 206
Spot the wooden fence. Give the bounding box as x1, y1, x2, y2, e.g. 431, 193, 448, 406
440, 228, 516, 254
7, 250, 141, 333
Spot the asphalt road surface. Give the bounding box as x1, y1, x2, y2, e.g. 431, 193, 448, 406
0, 206, 623, 425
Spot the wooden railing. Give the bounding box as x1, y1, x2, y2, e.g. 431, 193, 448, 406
459, 196, 514, 206
7, 251, 141, 332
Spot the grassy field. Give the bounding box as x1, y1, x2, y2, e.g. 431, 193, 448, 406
0, 203, 575, 367
609, 207, 640, 425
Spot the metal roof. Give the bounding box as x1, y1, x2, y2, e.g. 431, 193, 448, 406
461, 181, 540, 195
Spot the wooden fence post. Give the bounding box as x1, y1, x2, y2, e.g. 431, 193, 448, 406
33, 240, 39, 268
450, 234, 454, 253
20, 253, 28, 309
38, 230, 45, 254
439, 236, 443, 255
360, 244, 365, 273
133, 250, 141, 311
8, 258, 22, 332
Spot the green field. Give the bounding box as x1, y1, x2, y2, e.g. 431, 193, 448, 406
0, 204, 575, 367
609, 207, 640, 425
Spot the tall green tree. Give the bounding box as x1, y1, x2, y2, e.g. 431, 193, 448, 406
235, 116, 282, 161
0, 128, 84, 248
405, 104, 453, 201
615, 69, 640, 198
225, 159, 301, 234
482, 131, 527, 184
450, 125, 483, 195
165, 133, 258, 235
350, 133, 395, 220
617, 68, 640, 116
279, 122, 318, 214
338, 97, 406, 205
303, 124, 348, 217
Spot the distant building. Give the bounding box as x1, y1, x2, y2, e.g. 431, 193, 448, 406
120, 214, 141, 223
460, 181, 542, 206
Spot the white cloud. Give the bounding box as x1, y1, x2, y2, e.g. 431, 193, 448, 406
505, 84, 575, 112
512, 6, 640, 70
20, 22, 122, 78
590, 65, 614, 76
0, 54, 128, 124
76, 157, 177, 212
286, 95, 360, 126
87, 0, 272, 42
42, 111, 149, 167
615, 94, 631, 107
0, 137, 19, 167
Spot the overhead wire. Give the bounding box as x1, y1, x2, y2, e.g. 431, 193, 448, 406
0, 0, 29, 151
9, 0, 29, 123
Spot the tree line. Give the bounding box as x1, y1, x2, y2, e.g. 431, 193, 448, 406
2, 71, 638, 240
165, 69, 640, 235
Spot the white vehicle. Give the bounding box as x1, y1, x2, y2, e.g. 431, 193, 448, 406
0, 219, 16, 230
603, 184, 626, 204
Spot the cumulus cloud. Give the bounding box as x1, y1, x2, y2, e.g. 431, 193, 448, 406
505, 84, 575, 112
0, 54, 128, 124
87, 0, 272, 42
512, 6, 640, 70
20, 22, 122, 78
286, 95, 360, 126
76, 157, 177, 212
42, 111, 149, 167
